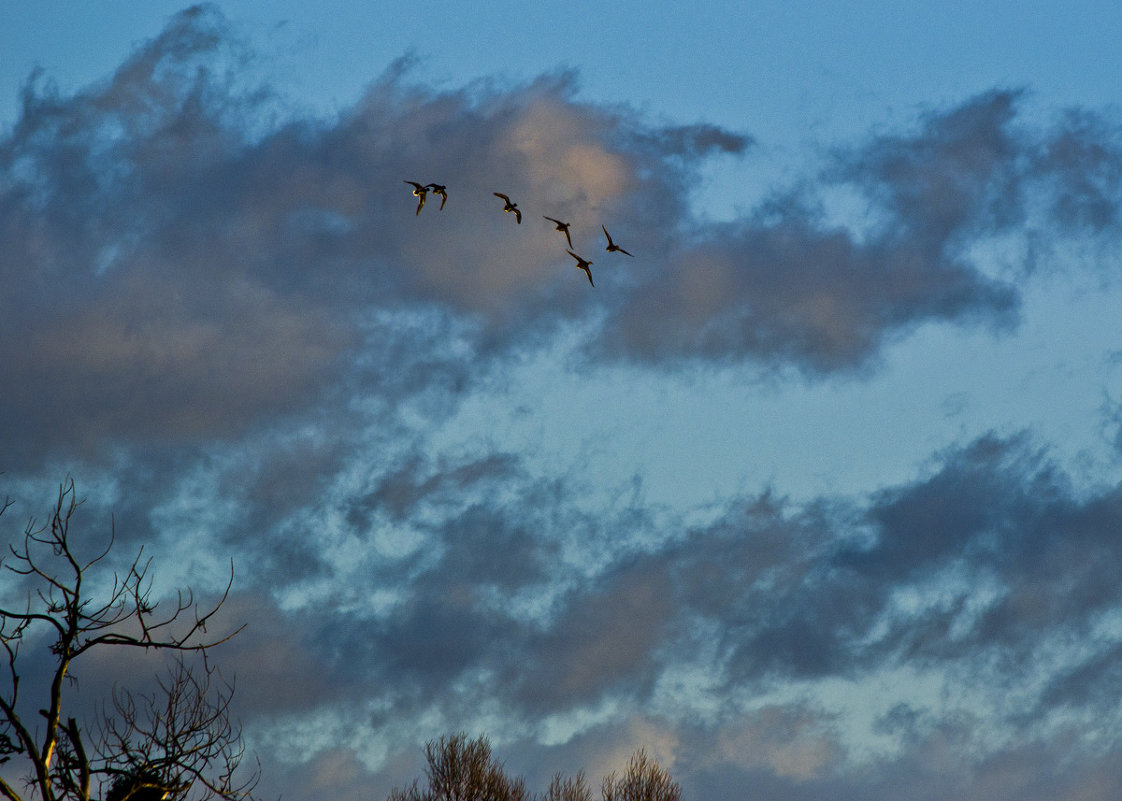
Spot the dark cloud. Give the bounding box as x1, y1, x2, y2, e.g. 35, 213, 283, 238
205, 432, 1122, 756
1033, 106, 1122, 232
9, 426, 1122, 799
597, 213, 1019, 371
11, 8, 1118, 476
633, 121, 754, 160
859, 435, 1122, 654
677, 434, 1122, 687
832, 90, 1027, 244
359, 451, 524, 523
596, 90, 1037, 372
3, 3, 707, 462
596, 88, 1122, 371
268, 431, 1112, 736
0, 5, 354, 465
516, 555, 677, 710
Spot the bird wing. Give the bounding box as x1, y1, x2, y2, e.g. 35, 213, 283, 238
494, 192, 510, 202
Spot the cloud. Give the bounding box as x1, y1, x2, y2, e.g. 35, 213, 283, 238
177, 430, 1122, 782
9, 421, 1122, 799
1033, 106, 1122, 232
662, 433, 1122, 694
14, 8, 1122, 474
358, 452, 524, 523
832, 90, 1027, 244
1, 274, 349, 464
679, 719, 1122, 801
516, 555, 677, 710
0, 4, 740, 464
596, 213, 1019, 372
596, 90, 1038, 372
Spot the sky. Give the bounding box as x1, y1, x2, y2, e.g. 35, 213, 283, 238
2, 2, 1122, 800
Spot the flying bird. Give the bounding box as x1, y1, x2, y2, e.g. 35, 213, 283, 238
404, 181, 428, 215
544, 216, 573, 249
567, 250, 595, 287
494, 192, 522, 224
426, 183, 448, 210
602, 225, 633, 256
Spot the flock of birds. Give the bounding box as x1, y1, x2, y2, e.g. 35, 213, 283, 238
403, 180, 633, 287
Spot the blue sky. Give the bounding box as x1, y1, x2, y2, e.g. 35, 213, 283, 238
3, 3, 1122, 800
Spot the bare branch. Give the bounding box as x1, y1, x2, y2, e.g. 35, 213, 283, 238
544, 772, 591, 801
389, 733, 529, 801
0, 479, 256, 801
600, 750, 680, 801
386, 737, 680, 801
93, 657, 259, 801
63, 719, 90, 801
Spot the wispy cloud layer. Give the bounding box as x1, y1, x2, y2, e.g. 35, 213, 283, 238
173, 432, 1122, 801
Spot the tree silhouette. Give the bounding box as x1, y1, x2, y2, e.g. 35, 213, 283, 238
387, 734, 679, 801
387, 733, 528, 801
0, 479, 258, 801
543, 771, 592, 801
600, 750, 680, 801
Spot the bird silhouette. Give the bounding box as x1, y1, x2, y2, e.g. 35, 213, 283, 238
567, 250, 595, 287
494, 192, 522, 224
426, 183, 448, 210
404, 181, 428, 215
544, 216, 574, 249
602, 225, 633, 256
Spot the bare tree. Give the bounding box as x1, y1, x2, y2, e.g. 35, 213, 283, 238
387, 733, 529, 801
543, 771, 591, 801
600, 750, 680, 801
387, 735, 678, 801
0, 479, 258, 801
